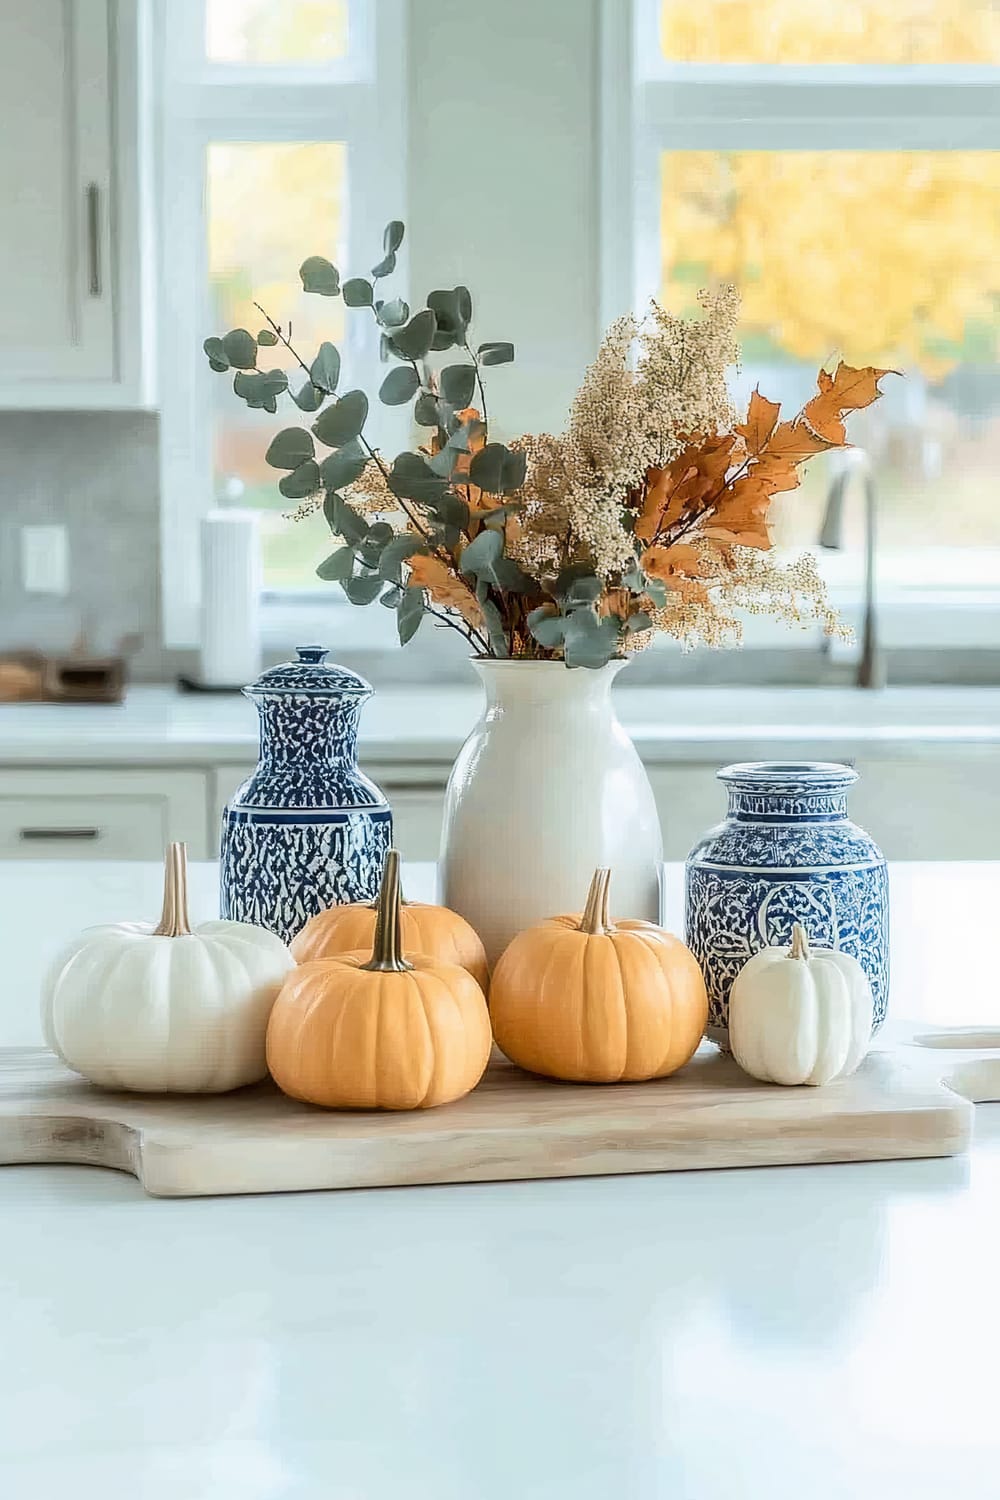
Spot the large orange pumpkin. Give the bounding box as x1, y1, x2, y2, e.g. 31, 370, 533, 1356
489, 868, 708, 1084
291, 883, 489, 993
267, 850, 491, 1110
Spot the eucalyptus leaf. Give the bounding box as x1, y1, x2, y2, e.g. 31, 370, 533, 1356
388, 452, 448, 505
414, 392, 440, 427
625, 610, 653, 633
379, 533, 427, 584
300, 256, 341, 296
291, 380, 324, 412
257, 328, 279, 347
343, 573, 385, 605
222, 329, 257, 370
383, 220, 405, 254
430, 329, 458, 352
316, 546, 356, 582
459, 527, 533, 593
391, 309, 437, 361
379, 365, 420, 406
456, 286, 472, 324
278, 460, 320, 499
644, 578, 668, 607
480, 598, 510, 657
232, 368, 288, 413
371, 251, 396, 280
562, 610, 623, 670
203, 336, 228, 371
424, 491, 470, 531
323, 491, 369, 547
440, 364, 477, 407
319, 441, 367, 492
312, 390, 368, 448
478, 341, 515, 366
380, 584, 403, 609
378, 297, 409, 329
469, 442, 527, 495
426, 288, 468, 342
357, 521, 395, 568
265, 428, 314, 471
564, 572, 603, 606
527, 607, 567, 649
343, 278, 374, 308
310, 341, 340, 392
397, 586, 425, 645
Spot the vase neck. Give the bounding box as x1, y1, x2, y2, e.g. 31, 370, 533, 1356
254, 695, 363, 767
474, 658, 624, 713
727, 788, 849, 823
719, 761, 856, 824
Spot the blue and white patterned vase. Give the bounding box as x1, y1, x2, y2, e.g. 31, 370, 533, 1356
685, 762, 888, 1049
220, 646, 392, 945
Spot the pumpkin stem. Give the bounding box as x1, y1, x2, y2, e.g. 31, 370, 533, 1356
578, 868, 613, 936
363, 848, 412, 973
153, 842, 192, 938
789, 923, 811, 962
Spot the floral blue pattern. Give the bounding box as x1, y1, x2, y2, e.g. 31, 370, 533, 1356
220, 646, 392, 945
684, 762, 889, 1048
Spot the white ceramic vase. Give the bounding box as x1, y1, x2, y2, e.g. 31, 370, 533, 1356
439, 659, 663, 964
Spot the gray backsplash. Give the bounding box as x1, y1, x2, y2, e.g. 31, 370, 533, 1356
0, 412, 186, 680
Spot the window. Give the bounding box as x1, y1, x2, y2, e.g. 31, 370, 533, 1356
157, 0, 404, 648
613, 0, 1000, 644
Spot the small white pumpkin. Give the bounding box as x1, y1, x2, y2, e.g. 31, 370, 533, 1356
42, 843, 294, 1093
729, 924, 873, 1087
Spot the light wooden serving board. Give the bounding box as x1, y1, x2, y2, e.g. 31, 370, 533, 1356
1, 1025, 998, 1198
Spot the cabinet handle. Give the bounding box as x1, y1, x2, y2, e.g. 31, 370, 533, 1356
19, 827, 100, 842
86, 183, 102, 297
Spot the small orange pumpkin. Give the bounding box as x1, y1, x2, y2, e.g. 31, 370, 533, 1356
267, 850, 491, 1110
489, 868, 708, 1084
291, 876, 489, 993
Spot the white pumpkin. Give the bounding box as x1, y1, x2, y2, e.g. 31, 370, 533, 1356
729, 924, 873, 1087
41, 843, 294, 1093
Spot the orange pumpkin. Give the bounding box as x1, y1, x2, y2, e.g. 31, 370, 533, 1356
489, 868, 708, 1084
267, 850, 491, 1110
292, 881, 489, 993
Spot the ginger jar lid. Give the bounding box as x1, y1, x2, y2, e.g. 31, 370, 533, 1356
244, 646, 373, 700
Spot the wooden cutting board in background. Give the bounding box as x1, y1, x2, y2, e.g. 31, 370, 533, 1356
0, 1025, 997, 1198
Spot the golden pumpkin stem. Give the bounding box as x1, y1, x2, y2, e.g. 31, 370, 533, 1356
789, 923, 811, 962
578, 868, 613, 936
153, 842, 192, 938
363, 848, 412, 974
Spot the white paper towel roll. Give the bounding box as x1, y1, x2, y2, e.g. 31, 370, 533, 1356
199, 510, 262, 688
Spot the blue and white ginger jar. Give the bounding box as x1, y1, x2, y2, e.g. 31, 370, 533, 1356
685, 761, 888, 1049
220, 646, 392, 944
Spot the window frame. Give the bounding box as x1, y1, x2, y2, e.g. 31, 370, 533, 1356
604, 0, 1000, 647
156, 0, 407, 650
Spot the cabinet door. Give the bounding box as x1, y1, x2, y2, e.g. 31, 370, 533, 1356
0, 0, 114, 381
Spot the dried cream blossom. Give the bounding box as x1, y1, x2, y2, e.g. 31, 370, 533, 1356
649, 543, 849, 650
634, 286, 739, 467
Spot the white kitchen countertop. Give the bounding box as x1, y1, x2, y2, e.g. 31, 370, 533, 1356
1, 682, 1000, 767
3, 860, 1000, 1496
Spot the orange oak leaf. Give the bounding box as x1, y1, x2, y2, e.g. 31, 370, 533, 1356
635, 435, 737, 542
407, 554, 485, 629
736, 388, 781, 454
802, 362, 892, 444
766, 419, 833, 464
704, 472, 775, 550
641, 542, 711, 602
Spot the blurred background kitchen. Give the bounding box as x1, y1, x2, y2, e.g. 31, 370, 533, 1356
0, 0, 997, 865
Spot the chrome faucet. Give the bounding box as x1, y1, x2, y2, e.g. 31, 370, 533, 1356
818, 449, 886, 689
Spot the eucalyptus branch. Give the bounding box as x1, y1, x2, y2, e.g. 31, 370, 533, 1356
462, 341, 489, 432
426, 604, 490, 655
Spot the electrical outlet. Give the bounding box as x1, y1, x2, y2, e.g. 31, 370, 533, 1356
21, 525, 69, 596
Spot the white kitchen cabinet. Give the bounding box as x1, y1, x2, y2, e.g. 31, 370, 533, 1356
0, 769, 208, 860
0, 0, 154, 408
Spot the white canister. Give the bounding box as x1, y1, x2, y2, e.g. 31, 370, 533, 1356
199, 510, 262, 688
